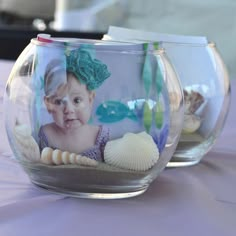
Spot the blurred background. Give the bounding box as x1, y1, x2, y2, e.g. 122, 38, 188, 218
0, 0, 235, 79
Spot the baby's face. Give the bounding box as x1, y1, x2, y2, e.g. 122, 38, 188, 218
45, 73, 94, 130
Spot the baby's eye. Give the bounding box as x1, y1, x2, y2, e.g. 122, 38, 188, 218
74, 97, 82, 104
54, 99, 63, 105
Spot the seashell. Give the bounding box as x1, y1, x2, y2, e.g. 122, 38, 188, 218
14, 124, 31, 137
104, 132, 159, 171
69, 153, 77, 164
41, 147, 53, 164
61, 151, 70, 164
40, 147, 98, 167
52, 149, 62, 165
13, 124, 40, 162
184, 89, 204, 114
182, 114, 201, 134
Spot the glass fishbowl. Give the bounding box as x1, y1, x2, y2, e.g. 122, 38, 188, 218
4, 34, 183, 199
162, 41, 231, 167
104, 27, 231, 167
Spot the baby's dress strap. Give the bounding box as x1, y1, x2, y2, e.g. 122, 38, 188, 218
82, 125, 110, 162
38, 126, 49, 151
96, 125, 110, 156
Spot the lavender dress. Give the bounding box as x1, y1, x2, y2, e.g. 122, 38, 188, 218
38, 125, 109, 162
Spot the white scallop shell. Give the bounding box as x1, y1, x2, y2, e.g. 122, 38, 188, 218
40, 147, 98, 167
104, 132, 159, 171
13, 124, 40, 162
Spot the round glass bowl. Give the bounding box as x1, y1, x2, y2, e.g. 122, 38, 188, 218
4, 34, 183, 199
103, 32, 230, 167
162, 41, 231, 167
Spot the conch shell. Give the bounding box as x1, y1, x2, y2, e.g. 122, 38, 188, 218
183, 89, 204, 133
104, 132, 159, 171
13, 124, 40, 162
184, 89, 204, 114
40, 147, 98, 167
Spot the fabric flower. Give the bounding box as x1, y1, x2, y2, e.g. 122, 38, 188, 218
66, 47, 111, 90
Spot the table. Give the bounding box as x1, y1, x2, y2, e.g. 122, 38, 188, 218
0, 60, 235, 236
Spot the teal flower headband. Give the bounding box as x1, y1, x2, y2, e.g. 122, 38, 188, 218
66, 47, 111, 90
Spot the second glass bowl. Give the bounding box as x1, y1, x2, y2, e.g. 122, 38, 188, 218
162, 41, 231, 166
103, 30, 231, 167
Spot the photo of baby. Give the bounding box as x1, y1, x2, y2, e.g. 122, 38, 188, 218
38, 47, 111, 161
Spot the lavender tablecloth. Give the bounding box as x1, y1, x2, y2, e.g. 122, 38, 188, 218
0, 60, 235, 236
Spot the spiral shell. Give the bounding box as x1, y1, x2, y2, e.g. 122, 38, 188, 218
104, 132, 159, 171
13, 124, 40, 162
40, 147, 98, 167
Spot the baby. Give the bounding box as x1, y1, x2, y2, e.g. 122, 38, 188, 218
38, 48, 111, 161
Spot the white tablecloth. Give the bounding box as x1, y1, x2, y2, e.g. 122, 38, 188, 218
0, 60, 235, 236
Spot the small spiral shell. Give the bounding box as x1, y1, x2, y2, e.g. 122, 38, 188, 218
40, 147, 98, 167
